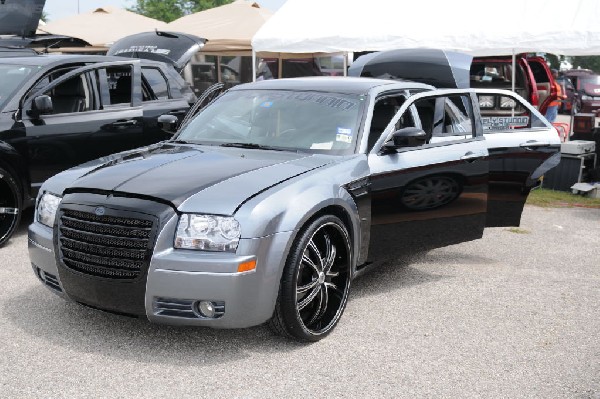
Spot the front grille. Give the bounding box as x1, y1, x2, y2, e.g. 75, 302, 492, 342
58, 208, 155, 280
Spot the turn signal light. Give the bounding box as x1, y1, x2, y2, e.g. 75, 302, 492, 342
238, 260, 256, 273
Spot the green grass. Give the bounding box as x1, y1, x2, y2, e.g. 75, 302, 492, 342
526, 188, 600, 208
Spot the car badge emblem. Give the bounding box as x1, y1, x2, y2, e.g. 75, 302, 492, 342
95, 207, 105, 216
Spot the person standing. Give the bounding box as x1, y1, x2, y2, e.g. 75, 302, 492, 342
545, 69, 566, 123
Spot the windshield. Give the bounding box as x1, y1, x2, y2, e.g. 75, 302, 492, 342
0, 64, 40, 109
175, 89, 365, 155
580, 75, 600, 95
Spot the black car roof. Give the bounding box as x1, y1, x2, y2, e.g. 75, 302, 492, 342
0, 54, 166, 68
230, 77, 432, 95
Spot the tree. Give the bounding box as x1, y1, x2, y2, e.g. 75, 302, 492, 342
129, 0, 234, 23
570, 56, 600, 73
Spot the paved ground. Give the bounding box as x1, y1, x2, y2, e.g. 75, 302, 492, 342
1, 206, 599, 398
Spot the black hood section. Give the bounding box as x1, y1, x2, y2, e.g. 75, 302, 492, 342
66, 143, 310, 207
0, 0, 45, 37
348, 49, 473, 89
108, 31, 206, 72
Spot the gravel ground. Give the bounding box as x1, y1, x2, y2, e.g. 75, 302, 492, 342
1, 205, 599, 398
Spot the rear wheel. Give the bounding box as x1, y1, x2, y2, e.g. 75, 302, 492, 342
0, 167, 22, 246
269, 215, 352, 342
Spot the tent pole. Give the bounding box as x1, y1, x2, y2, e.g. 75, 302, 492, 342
343, 52, 348, 76
252, 49, 256, 82
512, 49, 516, 118
511, 49, 516, 93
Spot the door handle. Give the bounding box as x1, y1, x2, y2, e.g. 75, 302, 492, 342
460, 151, 483, 162
111, 119, 137, 127
519, 140, 551, 150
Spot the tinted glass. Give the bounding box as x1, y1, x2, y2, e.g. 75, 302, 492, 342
176, 89, 365, 155
142, 67, 169, 100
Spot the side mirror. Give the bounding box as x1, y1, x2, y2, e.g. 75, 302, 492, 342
383, 127, 428, 151
158, 114, 179, 134
28, 95, 53, 118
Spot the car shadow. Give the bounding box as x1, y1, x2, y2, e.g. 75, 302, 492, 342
4, 217, 492, 364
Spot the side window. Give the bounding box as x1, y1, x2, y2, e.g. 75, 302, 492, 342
368, 96, 408, 151
411, 95, 474, 143
141, 67, 169, 101
477, 93, 547, 132
44, 74, 92, 114
102, 65, 133, 106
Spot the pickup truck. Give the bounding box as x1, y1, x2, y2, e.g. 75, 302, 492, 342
28, 55, 560, 342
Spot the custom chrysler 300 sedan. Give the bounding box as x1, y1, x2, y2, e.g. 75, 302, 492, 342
28, 77, 560, 341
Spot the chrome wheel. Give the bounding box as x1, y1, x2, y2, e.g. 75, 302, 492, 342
270, 215, 352, 341
0, 168, 21, 246
400, 175, 461, 211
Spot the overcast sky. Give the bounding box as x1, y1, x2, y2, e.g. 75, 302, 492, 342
44, 0, 286, 21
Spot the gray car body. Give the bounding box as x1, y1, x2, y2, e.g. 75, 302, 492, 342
28, 77, 560, 328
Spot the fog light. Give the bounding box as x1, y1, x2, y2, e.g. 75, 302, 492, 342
197, 300, 215, 318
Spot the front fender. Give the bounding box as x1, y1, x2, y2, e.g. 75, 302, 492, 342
234, 157, 368, 274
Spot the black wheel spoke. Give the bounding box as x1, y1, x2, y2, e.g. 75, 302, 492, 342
297, 284, 321, 311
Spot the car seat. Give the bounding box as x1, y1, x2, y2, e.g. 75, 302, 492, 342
110, 75, 132, 104
51, 77, 86, 114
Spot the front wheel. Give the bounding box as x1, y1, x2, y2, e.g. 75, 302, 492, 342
269, 215, 352, 342
0, 167, 22, 246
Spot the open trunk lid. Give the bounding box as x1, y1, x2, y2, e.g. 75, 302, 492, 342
107, 31, 206, 72
348, 48, 473, 89
0, 0, 46, 37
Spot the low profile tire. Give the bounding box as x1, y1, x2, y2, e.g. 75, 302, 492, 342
269, 215, 352, 342
0, 167, 22, 246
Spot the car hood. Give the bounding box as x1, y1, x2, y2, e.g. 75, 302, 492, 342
348, 48, 473, 89
56, 143, 333, 214
107, 31, 206, 72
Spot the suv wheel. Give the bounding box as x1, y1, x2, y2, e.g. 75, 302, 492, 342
0, 167, 22, 246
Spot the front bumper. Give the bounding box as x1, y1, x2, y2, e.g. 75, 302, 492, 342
28, 215, 294, 328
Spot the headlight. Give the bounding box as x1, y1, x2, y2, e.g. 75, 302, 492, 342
37, 192, 62, 228
174, 214, 241, 252
581, 95, 592, 100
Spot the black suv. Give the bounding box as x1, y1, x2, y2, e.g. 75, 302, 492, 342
0, 31, 206, 245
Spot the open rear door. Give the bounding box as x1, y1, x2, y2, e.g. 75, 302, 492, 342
475, 89, 561, 227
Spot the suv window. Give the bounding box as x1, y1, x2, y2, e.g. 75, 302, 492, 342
529, 61, 550, 83
142, 67, 169, 100
44, 74, 93, 114
103, 65, 133, 106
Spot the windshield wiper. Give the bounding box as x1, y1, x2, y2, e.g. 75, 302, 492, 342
220, 142, 285, 151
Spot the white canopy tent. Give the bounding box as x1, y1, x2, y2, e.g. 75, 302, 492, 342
253, 0, 600, 55
252, 0, 600, 80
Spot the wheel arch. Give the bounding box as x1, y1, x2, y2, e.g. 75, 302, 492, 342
0, 140, 30, 205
